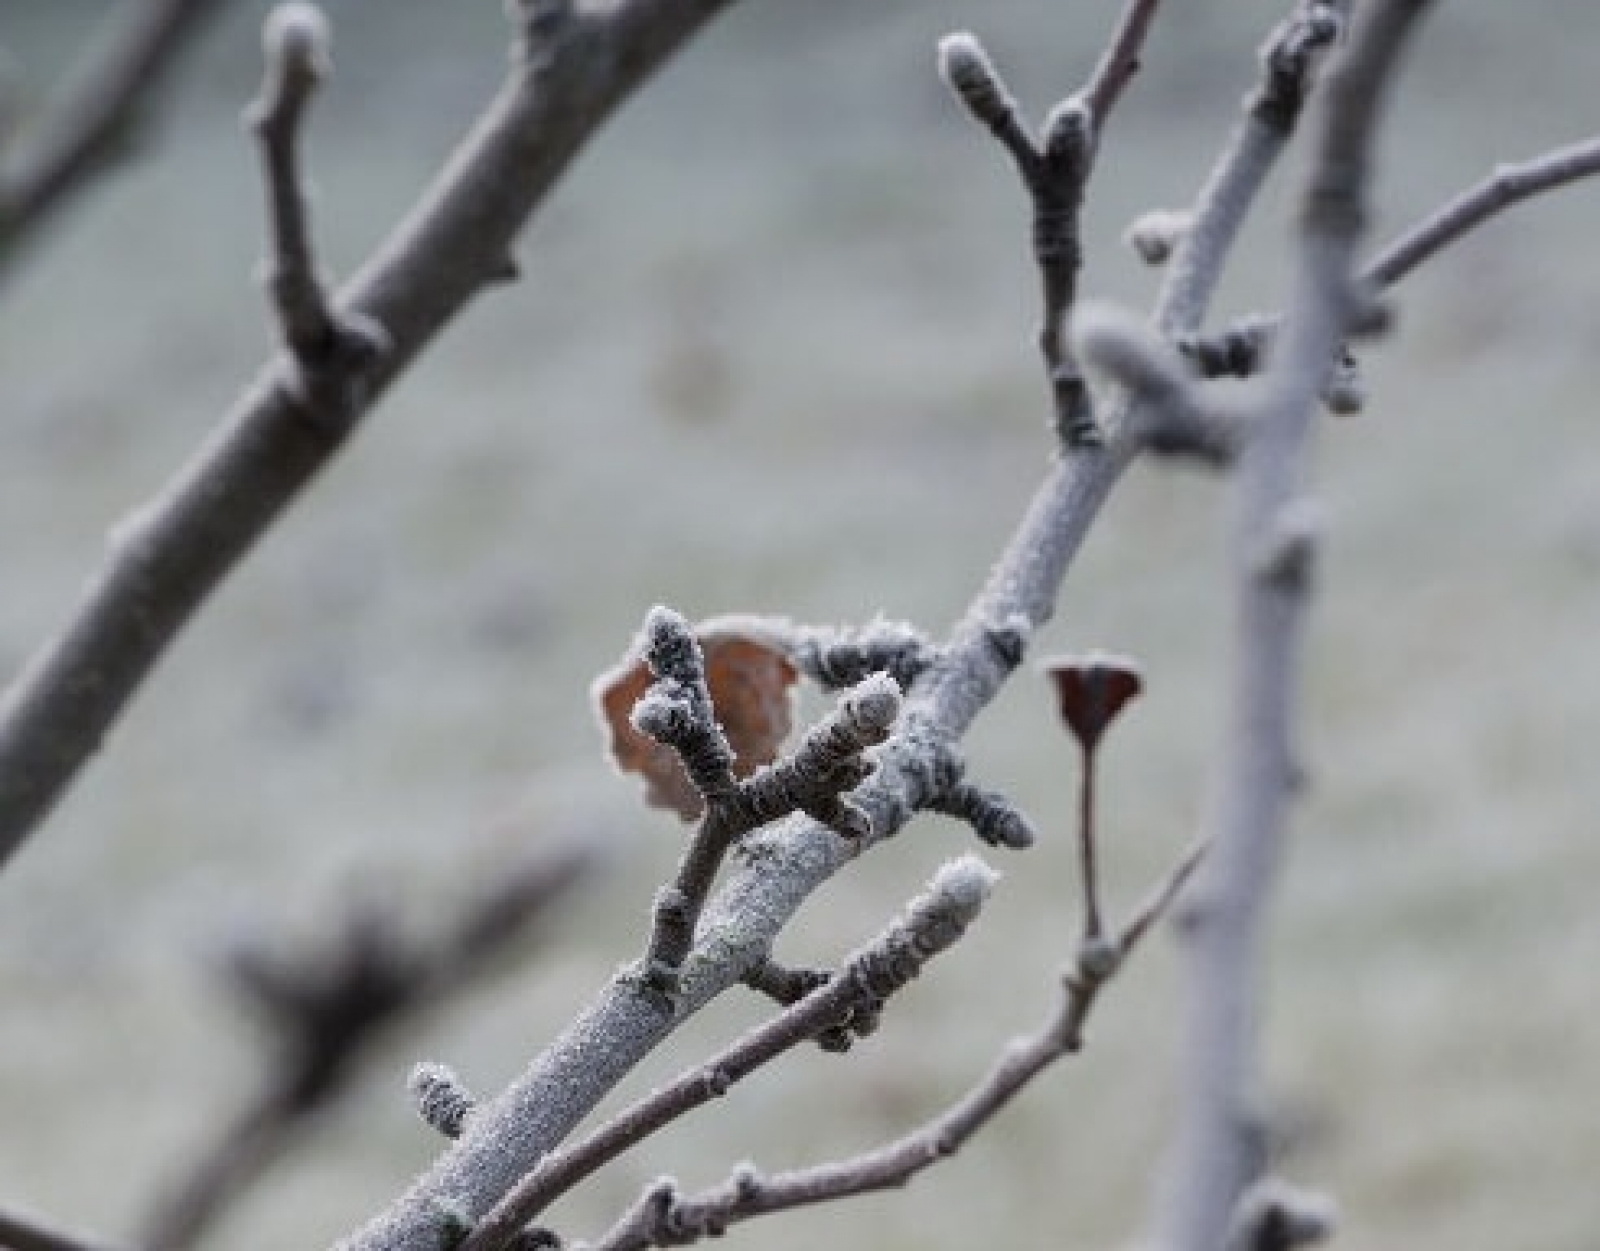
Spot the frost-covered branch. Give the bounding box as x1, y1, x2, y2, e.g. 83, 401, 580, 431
0, 0, 737, 872
0, 0, 230, 280
1159, 5, 1438, 1251
321, 12, 1341, 1251
460, 857, 997, 1251
938, 0, 1166, 446
580, 846, 1202, 1251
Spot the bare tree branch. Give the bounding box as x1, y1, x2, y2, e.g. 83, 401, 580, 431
939, 0, 1167, 447
140, 845, 589, 1251
1365, 133, 1600, 288
0, 1206, 124, 1251
461, 856, 998, 1251
326, 10, 1325, 1250
580, 846, 1203, 1251
0, 0, 231, 280
0, 0, 737, 872
1158, 5, 1439, 1251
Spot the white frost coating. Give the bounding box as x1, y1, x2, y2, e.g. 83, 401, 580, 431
1071, 301, 1190, 402
262, 3, 331, 76
927, 853, 999, 916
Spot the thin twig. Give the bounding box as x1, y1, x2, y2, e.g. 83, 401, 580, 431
940, 0, 1167, 446
1080, 0, 1163, 122
461, 857, 997, 1251
1159, 6, 1438, 1251
0, 0, 737, 872
140, 845, 589, 1251
1365, 133, 1600, 287
580, 847, 1203, 1251
0, 0, 230, 280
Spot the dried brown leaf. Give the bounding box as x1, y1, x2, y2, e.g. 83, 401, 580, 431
593, 624, 798, 820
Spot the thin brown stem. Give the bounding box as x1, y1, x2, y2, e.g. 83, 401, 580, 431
0, 0, 230, 280
1077, 743, 1104, 942
1080, 0, 1163, 122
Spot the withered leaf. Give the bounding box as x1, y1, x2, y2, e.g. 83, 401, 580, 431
1044, 653, 1144, 751
594, 624, 799, 821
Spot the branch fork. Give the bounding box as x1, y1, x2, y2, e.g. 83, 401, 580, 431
629, 608, 902, 993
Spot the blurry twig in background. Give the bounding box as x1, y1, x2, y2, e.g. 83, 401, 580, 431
0, 1204, 126, 1251
1159, 4, 1436, 1251
0, 0, 232, 282
139, 843, 590, 1251
0, 0, 733, 872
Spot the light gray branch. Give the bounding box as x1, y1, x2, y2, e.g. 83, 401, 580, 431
0, 0, 736, 872
1158, 5, 1438, 1251
0, 0, 231, 280
327, 12, 1321, 1251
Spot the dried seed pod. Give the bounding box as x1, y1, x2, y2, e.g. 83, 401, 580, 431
1044, 653, 1144, 751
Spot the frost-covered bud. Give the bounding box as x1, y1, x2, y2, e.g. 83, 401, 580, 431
1124, 209, 1193, 266
1042, 98, 1094, 167
262, 3, 330, 82
410, 1061, 475, 1139
937, 33, 1016, 129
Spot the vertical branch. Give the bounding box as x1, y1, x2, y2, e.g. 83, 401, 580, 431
1159, 5, 1437, 1251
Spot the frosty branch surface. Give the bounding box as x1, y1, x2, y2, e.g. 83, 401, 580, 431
0, 0, 736, 871
244, 5, 388, 415
0, 0, 228, 279
1160, 6, 1436, 1251
461, 857, 996, 1251
938, 0, 1165, 445
329, 12, 1316, 1251
582, 847, 1202, 1251
631, 608, 900, 989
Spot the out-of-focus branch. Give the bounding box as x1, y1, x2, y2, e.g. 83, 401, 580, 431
1158, 5, 1437, 1251
580, 847, 1203, 1251
0, 0, 231, 281
459, 857, 997, 1251
0, 0, 736, 872
1365, 133, 1600, 287
0, 1205, 124, 1251
140, 845, 590, 1251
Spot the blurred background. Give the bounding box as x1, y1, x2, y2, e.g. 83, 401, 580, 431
1, 2, 1598, 1250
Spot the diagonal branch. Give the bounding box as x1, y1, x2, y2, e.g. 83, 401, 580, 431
0, 0, 231, 280
0, 1205, 124, 1251
0, 0, 737, 873
460, 856, 997, 1251
580, 846, 1203, 1251
326, 11, 1326, 1251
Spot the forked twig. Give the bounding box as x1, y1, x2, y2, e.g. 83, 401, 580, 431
580, 846, 1204, 1251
